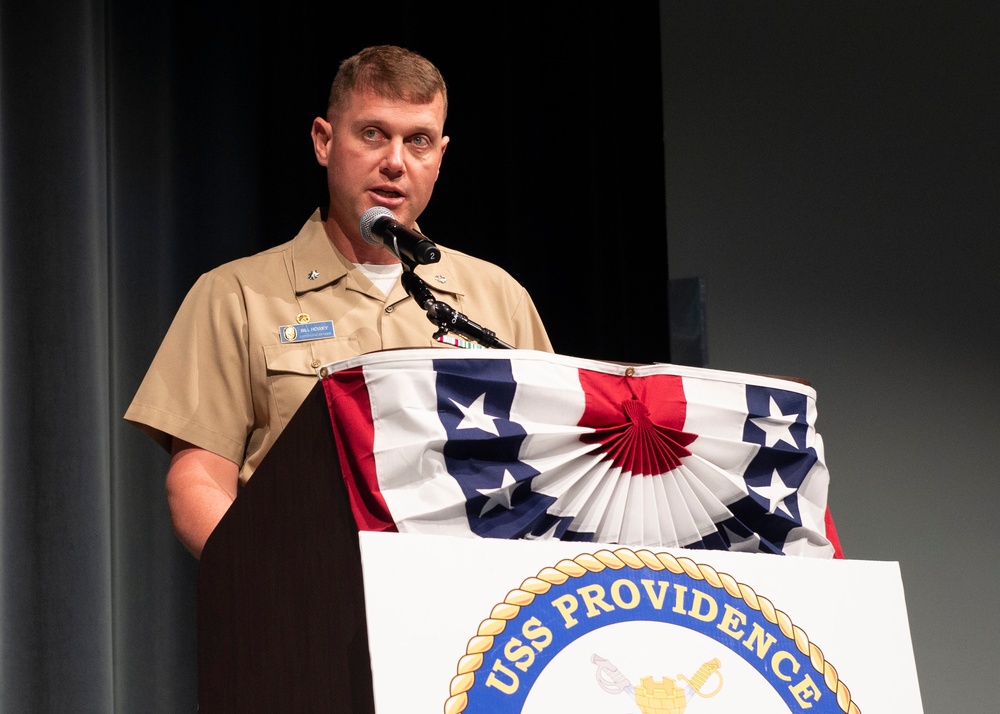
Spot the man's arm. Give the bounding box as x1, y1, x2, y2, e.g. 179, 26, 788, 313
166, 439, 239, 559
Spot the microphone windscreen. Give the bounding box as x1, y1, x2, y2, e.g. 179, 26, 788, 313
359, 206, 395, 245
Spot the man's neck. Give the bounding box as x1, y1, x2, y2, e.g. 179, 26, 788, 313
322, 213, 400, 265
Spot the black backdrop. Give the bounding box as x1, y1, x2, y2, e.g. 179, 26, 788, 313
162, 3, 670, 363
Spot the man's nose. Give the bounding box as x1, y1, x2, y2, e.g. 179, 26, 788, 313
381, 138, 405, 174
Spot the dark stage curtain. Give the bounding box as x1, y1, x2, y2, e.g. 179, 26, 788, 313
0, 2, 667, 710
1, 2, 199, 711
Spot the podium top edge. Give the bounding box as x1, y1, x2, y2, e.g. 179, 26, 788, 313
316, 348, 817, 396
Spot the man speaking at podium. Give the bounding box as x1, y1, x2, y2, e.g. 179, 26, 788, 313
125, 45, 553, 558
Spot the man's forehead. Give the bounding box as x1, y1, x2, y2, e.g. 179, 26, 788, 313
339, 89, 446, 132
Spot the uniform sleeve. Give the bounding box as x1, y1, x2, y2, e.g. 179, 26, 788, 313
511, 287, 554, 353
124, 270, 253, 465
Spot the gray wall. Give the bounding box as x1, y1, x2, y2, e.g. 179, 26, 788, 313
661, 4, 999, 713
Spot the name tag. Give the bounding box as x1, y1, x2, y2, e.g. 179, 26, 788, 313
279, 320, 335, 343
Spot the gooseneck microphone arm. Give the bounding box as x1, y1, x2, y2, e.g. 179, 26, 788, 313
360, 206, 513, 349
400, 267, 513, 350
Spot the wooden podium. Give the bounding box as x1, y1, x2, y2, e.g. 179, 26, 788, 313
197, 383, 375, 713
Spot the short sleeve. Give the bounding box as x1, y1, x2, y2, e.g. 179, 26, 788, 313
124, 270, 253, 464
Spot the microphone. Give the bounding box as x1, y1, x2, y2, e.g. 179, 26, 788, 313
359, 206, 441, 265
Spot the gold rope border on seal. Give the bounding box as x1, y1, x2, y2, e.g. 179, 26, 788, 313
444, 548, 860, 714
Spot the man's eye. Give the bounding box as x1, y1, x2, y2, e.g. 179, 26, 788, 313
363, 128, 380, 140
411, 135, 428, 148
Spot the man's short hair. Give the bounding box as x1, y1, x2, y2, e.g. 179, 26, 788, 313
328, 45, 448, 120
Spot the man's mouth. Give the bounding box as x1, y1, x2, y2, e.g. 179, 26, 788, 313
372, 189, 402, 198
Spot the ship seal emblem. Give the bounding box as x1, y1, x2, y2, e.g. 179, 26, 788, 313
444, 547, 860, 714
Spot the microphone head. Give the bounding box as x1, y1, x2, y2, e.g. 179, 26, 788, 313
359, 206, 395, 245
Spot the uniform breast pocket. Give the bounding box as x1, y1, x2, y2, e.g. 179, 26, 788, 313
262, 337, 360, 426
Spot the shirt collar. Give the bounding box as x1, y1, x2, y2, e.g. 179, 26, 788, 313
291, 208, 467, 299
409, 249, 465, 299
291, 209, 351, 295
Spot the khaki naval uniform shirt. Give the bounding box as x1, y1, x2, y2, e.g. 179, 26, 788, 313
125, 210, 553, 483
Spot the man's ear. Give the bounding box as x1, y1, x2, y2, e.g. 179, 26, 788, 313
436, 135, 449, 178
311, 117, 333, 166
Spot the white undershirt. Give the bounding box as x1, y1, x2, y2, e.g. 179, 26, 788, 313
356, 262, 404, 297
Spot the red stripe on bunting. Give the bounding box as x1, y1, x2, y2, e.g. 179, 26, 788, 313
825, 507, 845, 559
577, 370, 697, 476
321, 366, 397, 532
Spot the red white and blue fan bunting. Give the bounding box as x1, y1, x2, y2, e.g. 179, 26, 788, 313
320, 349, 837, 558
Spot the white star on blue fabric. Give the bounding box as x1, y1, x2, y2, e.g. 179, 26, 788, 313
477, 469, 518, 516
450, 393, 500, 436
718, 522, 760, 553
750, 469, 797, 518
750, 397, 800, 448
524, 519, 562, 540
